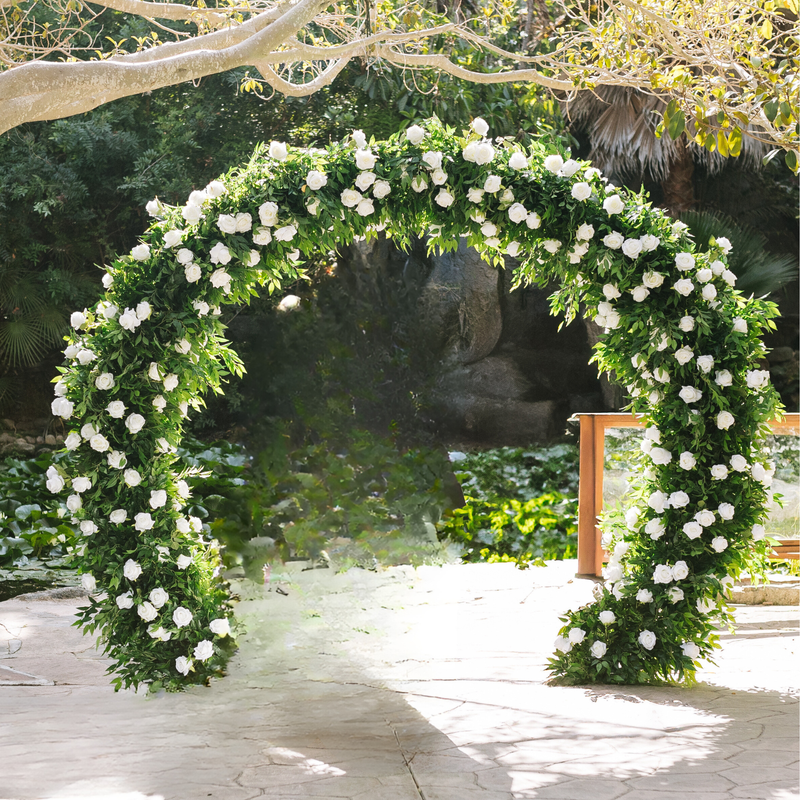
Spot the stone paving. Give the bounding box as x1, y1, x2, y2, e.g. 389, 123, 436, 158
0, 561, 797, 800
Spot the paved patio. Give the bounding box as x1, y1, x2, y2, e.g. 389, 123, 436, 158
1, 561, 797, 800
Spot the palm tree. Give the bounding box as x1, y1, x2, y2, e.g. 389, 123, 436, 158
563, 87, 767, 213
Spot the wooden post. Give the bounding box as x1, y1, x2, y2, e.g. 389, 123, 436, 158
577, 414, 597, 577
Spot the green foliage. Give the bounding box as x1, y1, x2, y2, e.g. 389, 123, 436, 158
439, 446, 579, 567
0, 452, 79, 566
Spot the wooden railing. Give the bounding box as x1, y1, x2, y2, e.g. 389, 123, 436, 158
575, 412, 800, 577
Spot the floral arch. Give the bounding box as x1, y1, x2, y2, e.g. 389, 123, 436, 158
50, 118, 782, 691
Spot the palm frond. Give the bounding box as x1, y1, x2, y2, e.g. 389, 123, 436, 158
0, 316, 49, 368
679, 210, 798, 297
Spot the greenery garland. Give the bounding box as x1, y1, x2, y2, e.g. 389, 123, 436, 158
49, 117, 782, 690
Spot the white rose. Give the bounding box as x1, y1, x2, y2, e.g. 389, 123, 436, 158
602, 232, 624, 249
525, 212, 541, 229
667, 586, 685, 603
640, 234, 660, 251
269, 140, 288, 160
696, 268, 713, 284
543, 240, 561, 254
435, 189, 454, 208
638, 630, 657, 650
730, 454, 748, 472
123, 468, 141, 487
163, 229, 183, 248
259, 202, 279, 226
508, 203, 528, 224
599, 610, 616, 625
46, 469, 65, 493
177, 554, 193, 569
94, 372, 114, 391
637, 589, 654, 603
483, 175, 502, 193
732, 317, 748, 333
674, 347, 694, 365
603, 195, 624, 215
576, 223, 594, 241
209, 242, 232, 265
163, 373, 179, 392
718, 503, 735, 520
567, 627, 586, 644
138, 602, 158, 622
355, 149, 378, 170
176, 248, 194, 265
107, 450, 127, 469
373, 180, 391, 199
683, 521, 703, 540
716, 236, 732, 253
715, 370, 732, 387
508, 151, 528, 170
252, 226, 272, 246
217, 214, 237, 234
678, 451, 696, 470
182, 204, 203, 225
695, 509, 715, 527
149, 489, 168, 509
350, 197, 372, 217
145, 198, 161, 217
70, 311, 87, 330
678, 315, 695, 332
674, 278, 694, 296
752, 524, 766, 541
745, 369, 770, 389
695, 355, 714, 374
101, 272, 114, 289
71, 476, 91, 493
648, 491, 668, 514
461, 141, 479, 162
625, 506, 641, 528
650, 447, 672, 465
669, 490, 690, 508
590, 640, 607, 659
51, 397, 74, 419
645, 518, 665, 539
89, 433, 109, 452
123, 559, 142, 581
355, 171, 376, 191
722, 269, 737, 286
602, 284, 621, 300
131, 243, 150, 261
173, 607, 193, 627
554, 635, 572, 654
351, 129, 366, 148
621, 238, 643, 259
681, 642, 701, 660
571, 182, 592, 201
134, 512, 154, 532
66, 493, 81, 512
653, 367, 670, 383
273, 224, 298, 244
149, 587, 169, 609
194, 640, 214, 661
710, 464, 729, 480
750, 462, 767, 481
480, 222, 498, 238
716, 411, 735, 430
506, 241, 521, 257
174, 338, 191, 354
709, 259, 725, 276
544, 154, 564, 173
631, 285, 650, 303
175, 656, 191, 676
109, 509, 127, 524
184, 263, 202, 283
209, 618, 231, 637
125, 413, 145, 434
193, 300, 210, 316
64, 432, 82, 451
421, 150, 443, 170
77, 348, 96, 364
209, 268, 231, 292
406, 125, 425, 144
116, 592, 134, 609
679, 385, 702, 403
559, 159, 579, 177
711, 536, 728, 553
701, 284, 717, 302
306, 170, 328, 191
108, 399, 128, 418
675, 252, 695, 271
474, 142, 495, 165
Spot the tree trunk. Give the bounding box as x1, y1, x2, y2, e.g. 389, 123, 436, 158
661, 135, 695, 214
